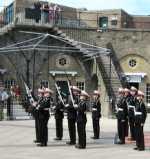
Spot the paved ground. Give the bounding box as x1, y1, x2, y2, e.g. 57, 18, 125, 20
0, 113, 150, 159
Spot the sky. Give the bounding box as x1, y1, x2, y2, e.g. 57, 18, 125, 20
0, 0, 150, 15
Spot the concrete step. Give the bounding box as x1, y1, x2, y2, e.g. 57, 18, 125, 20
14, 116, 32, 120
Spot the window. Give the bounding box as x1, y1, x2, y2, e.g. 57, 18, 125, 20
5, 2, 14, 24
111, 20, 117, 26
40, 80, 49, 88
76, 81, 85, 90
146, 84, 150, 105
59, 58, 67, 66
5, 79, 16, 89
99, 17, 108, 28
129, 59, 137, 68
56, 55, 70, 68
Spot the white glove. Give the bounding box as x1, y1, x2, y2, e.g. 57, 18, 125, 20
65, 104, 69, 107
51, 106, 56, 110
121, 120, 125, 122
74, 104, 78, 108
32, 102, 37, 107
92, 108, 97, 111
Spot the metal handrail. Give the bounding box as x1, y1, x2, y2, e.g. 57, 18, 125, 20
1, 6, 150, 30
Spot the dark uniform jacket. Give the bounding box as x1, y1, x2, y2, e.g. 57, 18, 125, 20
135, 100, 147, 124
54, 101, 64, 119
32, 96, 43, 117
38, 96, 51, 119
91, 100, 101, 119
127, 95, 137, 118
117, 96, 128, 121
76, 100, 87, 123
67, 95, 79, 120
39, 97, 51, 109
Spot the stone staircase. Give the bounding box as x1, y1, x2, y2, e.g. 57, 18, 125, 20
0, 18, 126, 108
96, 54, 122, 102
12, 99, 32, 120
53, 27, 126, 104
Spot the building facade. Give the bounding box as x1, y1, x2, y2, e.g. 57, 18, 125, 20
1, 0, 150, 117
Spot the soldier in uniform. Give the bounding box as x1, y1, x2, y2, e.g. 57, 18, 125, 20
66, 86, 81, 145
37, 88, 53, 146
91, 90, 101, 139
75, 90, 89, 149
134, 91, 147, 151
54, 97, 64, 140
33, 88, 44, 144
127, 86, 138, 141
116, 88, 128, 144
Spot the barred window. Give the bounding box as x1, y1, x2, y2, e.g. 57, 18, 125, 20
59, 58, 67, 66
40, 80, 49, 88
76, 81, 85, 90
111, 20, 117, 26
129, 59, 137, 68
5, 79, 16, 89
146, 84, 150, 104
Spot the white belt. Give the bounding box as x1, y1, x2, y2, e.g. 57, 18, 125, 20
135, 112, 142, 116
92, 108, 97, 111
128, 105, 134, 109
44, 108, 49, 111
118, 108, 123, 111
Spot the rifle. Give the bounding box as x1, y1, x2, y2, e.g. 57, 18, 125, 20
50, 75, 66, 108
24, 82, 35, 106
67, 80, 75, 107
55, 83, 65, 106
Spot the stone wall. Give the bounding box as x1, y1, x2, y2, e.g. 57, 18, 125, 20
61, 27, 150, 112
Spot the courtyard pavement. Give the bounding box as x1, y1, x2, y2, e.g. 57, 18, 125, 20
0, 113, 150, 159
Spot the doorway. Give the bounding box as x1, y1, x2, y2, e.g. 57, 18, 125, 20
56, 81, 69, 99
129, 82, 139, 90
99, 17, 108, 28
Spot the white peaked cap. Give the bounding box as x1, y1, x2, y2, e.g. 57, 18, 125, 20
70, 86, 81, 92
118, 88, 124, 93
130, 86, 137, 91
38, 88, 44, 93
137, 90, 144, 97
124, 88, 130, 92
80, 90, 90, 98
93, 90, 100, 96
44, 88, 53, 94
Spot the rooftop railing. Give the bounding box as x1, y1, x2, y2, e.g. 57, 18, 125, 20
1, 6, 150, 32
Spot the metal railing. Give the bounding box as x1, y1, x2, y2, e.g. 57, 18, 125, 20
0, 8, 88, 30
1, 7, 150, 31
106, 42, 129, 88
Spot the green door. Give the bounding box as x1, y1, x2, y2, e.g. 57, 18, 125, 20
99, 17, 108, 28
56, 81, 69, 99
